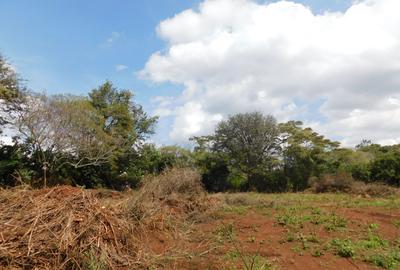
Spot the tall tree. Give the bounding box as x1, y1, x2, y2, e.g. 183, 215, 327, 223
213, 112, 280, 173
88, 81, 158, 183
89, 81, 157, 148
279, 121, 340, 190
198, 112, 281, 190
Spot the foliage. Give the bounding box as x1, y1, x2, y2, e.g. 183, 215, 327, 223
330, 239, 355, 257
13, 94, 116, 186
213, 112, 280, 175
279, 120, 340, 191
0, 144, 32, 186
2, 50, 400, 192
87, 81, 158, 187
370, 148, 400, 186
192, 112, 281, 191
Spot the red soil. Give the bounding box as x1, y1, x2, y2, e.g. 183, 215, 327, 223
148, 205, 400, 269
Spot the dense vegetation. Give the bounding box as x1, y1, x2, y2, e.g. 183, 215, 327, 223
1, 53, 400, 192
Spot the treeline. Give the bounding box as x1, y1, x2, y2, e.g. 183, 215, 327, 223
1, 53, 400, 192
191, 115, 400, 192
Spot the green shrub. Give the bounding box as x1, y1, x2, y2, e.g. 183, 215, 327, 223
367, 252, 400, 270
330, 239, 355, 257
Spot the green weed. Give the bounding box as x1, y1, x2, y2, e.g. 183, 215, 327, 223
330, 239, 355, 258
366, 251, 400, 270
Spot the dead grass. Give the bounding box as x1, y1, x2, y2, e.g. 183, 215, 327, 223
123, 168, 219, 267
127, 167, 215, 227
0, 185, 139, 270
0, 168, 220, 270
309, 173, 398, 197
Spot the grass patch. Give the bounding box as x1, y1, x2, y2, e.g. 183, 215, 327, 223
366, 251, 400, 270
330, 239, 356, 258
324, 214, 347, 231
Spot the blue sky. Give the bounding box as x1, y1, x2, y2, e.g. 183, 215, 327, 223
6, 0, 399, 147
0, 0, 351, 96
0, 0, 202, 101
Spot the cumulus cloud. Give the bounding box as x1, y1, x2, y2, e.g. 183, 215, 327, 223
141, 0, 400, 145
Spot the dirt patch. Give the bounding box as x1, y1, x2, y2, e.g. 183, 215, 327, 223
337, 208, 400, 240
188, 211, 379, 270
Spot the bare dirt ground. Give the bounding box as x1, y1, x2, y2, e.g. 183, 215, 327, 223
137, 193, 400, 270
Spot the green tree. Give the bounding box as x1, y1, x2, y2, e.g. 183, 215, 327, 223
88, 81, 158, 185
370, 145, 400, 186
191, 136, 231, 192
196, 112, 281, 191
279, 121, 340, 191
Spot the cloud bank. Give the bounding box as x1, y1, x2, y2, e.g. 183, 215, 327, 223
141, 0, 400, 146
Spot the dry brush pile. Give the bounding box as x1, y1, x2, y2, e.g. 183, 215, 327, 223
0, 185, 139, 269
0, 168, 214, 269
127, 167, 216, 228
308, 172, 399, 197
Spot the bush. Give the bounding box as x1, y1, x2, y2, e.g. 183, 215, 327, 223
330, 239, 355, 258
370, 151, 400, 186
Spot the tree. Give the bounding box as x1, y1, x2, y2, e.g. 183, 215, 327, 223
199, 112, 280, 190
14, 94, 116, 186
215, 112, 279, 167
279, 121, 340, 191
0, 54, 25, 131
370, 145, 400, 186
87, 81, 158, 185
190, 136, 231, 192
89, 81, 157, 146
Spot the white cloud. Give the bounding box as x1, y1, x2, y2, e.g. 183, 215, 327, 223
141, 0, 400, 146
115, 64, 128, 71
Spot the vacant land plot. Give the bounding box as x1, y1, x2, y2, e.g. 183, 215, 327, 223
1, 186, 399, 269
138, 193, 400, 270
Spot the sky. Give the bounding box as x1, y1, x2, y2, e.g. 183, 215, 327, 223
2, 0, 400, 147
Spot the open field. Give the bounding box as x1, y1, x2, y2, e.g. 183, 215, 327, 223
140, 193, 400, 270
1, 185, 399, 270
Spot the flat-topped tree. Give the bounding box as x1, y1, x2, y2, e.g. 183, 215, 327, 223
278, 121, 340, 191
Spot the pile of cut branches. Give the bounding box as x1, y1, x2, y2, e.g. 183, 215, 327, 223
0, 186, 139, 269
127, 167, 215, 229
